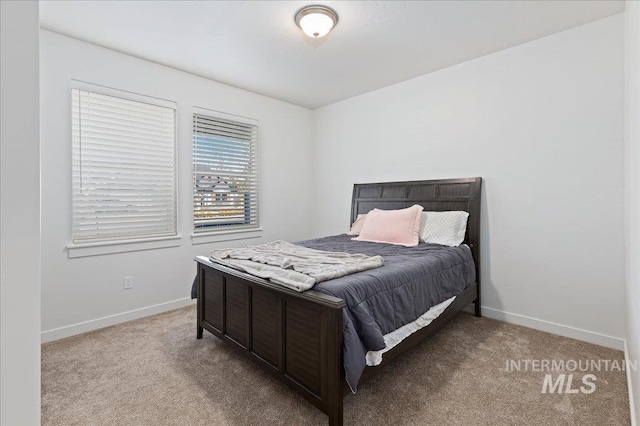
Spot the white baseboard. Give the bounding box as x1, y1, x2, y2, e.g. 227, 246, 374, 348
41, 297, 195, 343
625, 339, 638, 426
464, 304, 625, 350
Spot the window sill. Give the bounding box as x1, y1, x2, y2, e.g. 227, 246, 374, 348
191, 228, 263, 245
67, 235, 182, 258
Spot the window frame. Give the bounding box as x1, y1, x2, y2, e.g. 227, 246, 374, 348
67, 81, 181, 257
191, 106, 262, 245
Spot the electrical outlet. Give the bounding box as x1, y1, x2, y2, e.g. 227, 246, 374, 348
123, 276, 133, 290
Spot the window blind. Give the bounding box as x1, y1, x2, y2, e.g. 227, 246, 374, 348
193, 111, 259, 231
71, 87, 177, 243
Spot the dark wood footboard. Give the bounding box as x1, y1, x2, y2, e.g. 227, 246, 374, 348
195, 256, 346, 426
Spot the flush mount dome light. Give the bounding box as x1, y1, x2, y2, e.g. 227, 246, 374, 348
295, 5, 338, 38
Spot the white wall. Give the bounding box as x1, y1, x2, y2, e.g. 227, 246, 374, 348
40, 31, 313, 340
312, 15, 626, 349
625, 2, 640, 423
1, 1, 41, 424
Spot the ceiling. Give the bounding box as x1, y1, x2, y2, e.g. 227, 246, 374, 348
40, 1, 624, 109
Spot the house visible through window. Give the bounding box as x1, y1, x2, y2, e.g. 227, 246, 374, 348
192, 109, 259, 232
71, 84, 177, 244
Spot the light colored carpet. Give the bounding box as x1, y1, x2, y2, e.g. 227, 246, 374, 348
42, 305, 630, 425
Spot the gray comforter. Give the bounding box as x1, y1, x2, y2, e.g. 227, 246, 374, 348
192, 234, 476, 392
296, 234, 476, 392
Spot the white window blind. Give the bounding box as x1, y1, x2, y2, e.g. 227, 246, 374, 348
193, 110, 259, 232
71, 86, 177, 244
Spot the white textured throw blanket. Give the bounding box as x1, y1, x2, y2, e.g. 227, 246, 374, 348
210, 240, 384, 292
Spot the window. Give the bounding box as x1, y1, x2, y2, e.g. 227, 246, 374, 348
193, 109, 259, 233
71, 84, 177, 245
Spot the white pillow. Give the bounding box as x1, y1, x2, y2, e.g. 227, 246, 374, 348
347, 214, 367, 235
419, 211, 469, 246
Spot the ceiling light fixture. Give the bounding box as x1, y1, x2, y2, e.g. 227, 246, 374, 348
295, 5, 338, 38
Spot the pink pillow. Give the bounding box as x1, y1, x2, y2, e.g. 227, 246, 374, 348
353, 205, 424, 247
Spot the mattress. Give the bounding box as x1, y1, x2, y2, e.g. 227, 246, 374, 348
296, 234, 476, 392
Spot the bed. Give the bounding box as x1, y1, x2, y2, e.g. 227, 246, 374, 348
194, 177, 482, 426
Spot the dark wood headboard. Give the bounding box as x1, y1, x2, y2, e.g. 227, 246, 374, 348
351, 177, 482, 269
